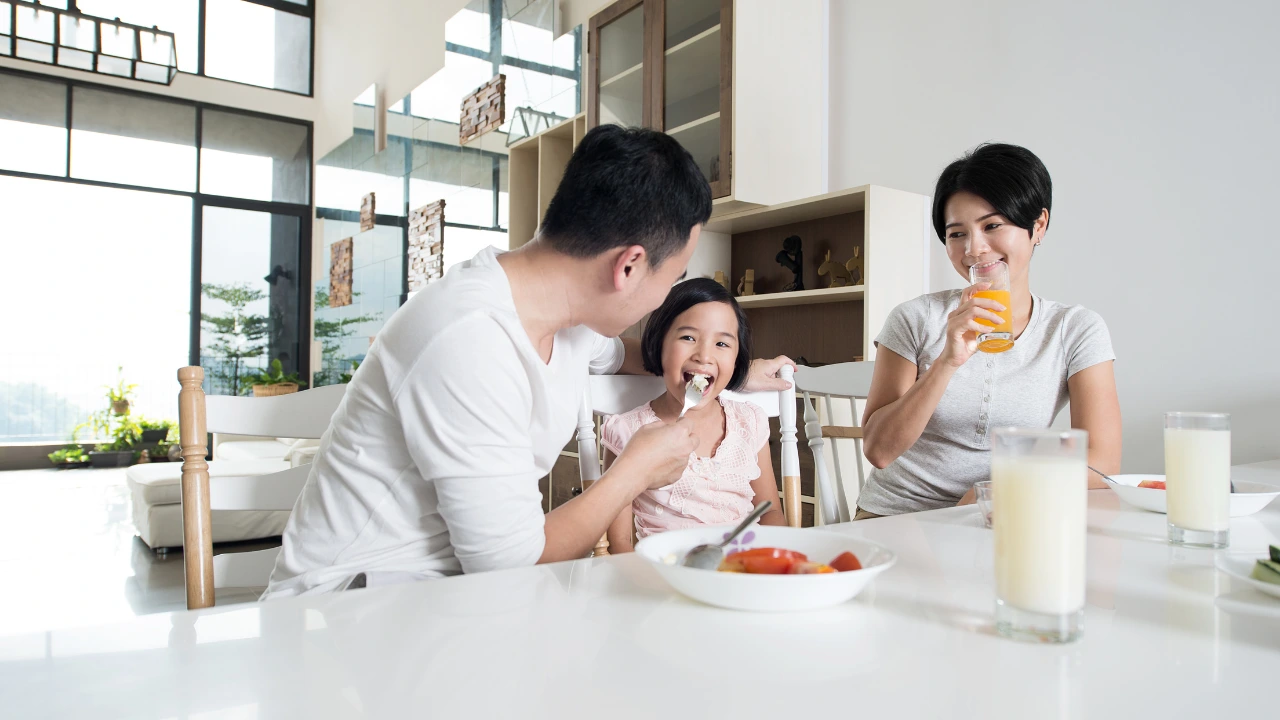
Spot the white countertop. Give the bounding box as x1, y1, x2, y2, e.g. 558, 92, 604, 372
3, 488, 1279, 719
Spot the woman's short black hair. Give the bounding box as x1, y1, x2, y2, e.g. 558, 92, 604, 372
931, 143, 1053, 243
641, 278, 752, 392
540, 124, 712, 267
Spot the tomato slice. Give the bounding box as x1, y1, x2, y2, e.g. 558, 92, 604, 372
718, 547, 808, 574
829, 551, 862, 572
1137, 480, 1166, 490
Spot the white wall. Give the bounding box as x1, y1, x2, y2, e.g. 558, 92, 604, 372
829, 0, 1280, 471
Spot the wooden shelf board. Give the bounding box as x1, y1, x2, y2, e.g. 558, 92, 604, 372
735, 285, 865, 309
665, 24, 719, 57
706, 185, 871, 235
667, 111, 719, 136
600, 62, 642, 89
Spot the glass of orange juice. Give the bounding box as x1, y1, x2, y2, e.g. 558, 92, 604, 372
970, 261, 1013, 353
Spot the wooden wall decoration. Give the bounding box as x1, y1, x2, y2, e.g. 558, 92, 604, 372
460, 74, 506, 145
408, 200, 446, 292
329, 238, 353, 308
360, 193, 376, 232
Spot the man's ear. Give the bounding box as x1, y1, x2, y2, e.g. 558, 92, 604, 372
611, 245, 647, 291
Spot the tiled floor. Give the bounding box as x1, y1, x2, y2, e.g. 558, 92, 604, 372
0, 468, 266, 638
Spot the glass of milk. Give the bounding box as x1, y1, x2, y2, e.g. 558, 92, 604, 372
991, 428, 1088, 643
1164, 412, 1231, 548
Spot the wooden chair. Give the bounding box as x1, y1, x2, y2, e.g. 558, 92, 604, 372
176, 367, 346, 610
793, 361, 876, 526
576, 365, 804, 555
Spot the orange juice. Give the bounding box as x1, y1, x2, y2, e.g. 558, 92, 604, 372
974, 289, 1013, 353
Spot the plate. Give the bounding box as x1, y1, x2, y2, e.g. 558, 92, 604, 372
1214, 554, 1280, 600
634, 524, 895, 612
1102, 474, 1280, 517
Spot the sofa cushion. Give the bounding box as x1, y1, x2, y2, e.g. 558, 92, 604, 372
126, 459, 290, 506
217, 440, 290, 461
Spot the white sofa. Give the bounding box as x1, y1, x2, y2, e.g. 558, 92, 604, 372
126, 436, 318, 551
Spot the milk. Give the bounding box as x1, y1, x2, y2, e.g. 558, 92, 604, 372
1164, 428, 1231, 532
993, 455, 1087, 615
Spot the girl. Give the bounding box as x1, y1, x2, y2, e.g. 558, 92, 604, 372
602, 278, 787, 552
857, 143, 1122, 518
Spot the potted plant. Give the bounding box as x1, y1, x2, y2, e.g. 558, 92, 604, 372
106, 366, 138, 416
138, 417, 177, 461
250, 359, 306, 397
88, 413, 141, 468
48, 444, 89, 468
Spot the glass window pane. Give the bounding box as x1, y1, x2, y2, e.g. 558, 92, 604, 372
442, 226, 507, 275
502, 0, 553, 66
76, 0, 199, 73
16, 4, 55, 42
409, 143, 497, 227
501, 64, 577, 131
0, 74, 67, 175
206, 0, 311, 94
409, 51, 492, 121
71, 87, 196, 191
98, 21, 137, 59
200, 206, 303, 395
200, 109, 309, 204
0, 175, 191, 443
313, 219, 398, 387
446, 2, 489, 52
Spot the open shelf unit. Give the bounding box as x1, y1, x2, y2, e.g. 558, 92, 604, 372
508, 114, 588, 249
736, 285, 864, 309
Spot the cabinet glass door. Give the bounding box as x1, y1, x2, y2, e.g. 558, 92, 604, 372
663, 0, 728, 195
594, 2, 646, 128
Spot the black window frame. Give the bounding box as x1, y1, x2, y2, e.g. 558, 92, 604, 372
0, 64, 315, 380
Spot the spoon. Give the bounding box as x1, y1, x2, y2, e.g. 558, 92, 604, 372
682, 501, 772, 570
1089, 465, 1234, 493
679, 375, 707, 418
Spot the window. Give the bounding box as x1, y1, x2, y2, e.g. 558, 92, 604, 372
313, 220, 399, 387
0, 68, 312, 418
75, 0, 199, 73
200, 109, 309, 204
199, 206, 303, 396
204, 0, 311, 94
0, 175, 191, 442
0, 73, 67, 176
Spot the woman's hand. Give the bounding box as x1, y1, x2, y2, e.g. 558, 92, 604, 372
938, 282, 1006, 369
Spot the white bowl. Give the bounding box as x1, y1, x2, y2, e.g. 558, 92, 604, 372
634, 524, 895, 612
1102, 474, 1280, 517
1215, 554, 1280, 600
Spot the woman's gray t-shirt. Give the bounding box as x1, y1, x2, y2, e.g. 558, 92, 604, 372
858, 291, 1115, 515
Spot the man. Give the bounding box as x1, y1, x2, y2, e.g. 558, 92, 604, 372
264, 125, 791, 597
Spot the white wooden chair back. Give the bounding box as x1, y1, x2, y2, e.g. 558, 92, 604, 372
177, 367, 345, 609
793, 361, 876, 526
576, 366, 801, 555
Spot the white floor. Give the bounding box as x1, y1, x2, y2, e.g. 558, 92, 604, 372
0, 467, 267, 638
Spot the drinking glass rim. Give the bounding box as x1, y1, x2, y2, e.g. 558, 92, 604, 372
1164, 411, 1230, 419
990, 427, 1088, 441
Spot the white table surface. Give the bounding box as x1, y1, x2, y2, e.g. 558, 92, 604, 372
3, 484, 1280, 719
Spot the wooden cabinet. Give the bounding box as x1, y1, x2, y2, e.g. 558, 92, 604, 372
588, 0, 823, 211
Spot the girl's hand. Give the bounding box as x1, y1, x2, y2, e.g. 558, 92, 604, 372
938, 282, 1006, 369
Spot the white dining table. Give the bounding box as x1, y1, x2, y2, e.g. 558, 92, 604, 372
3, 482, 1279, 719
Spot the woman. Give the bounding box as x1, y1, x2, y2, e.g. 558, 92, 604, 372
856, 143, 1121, 518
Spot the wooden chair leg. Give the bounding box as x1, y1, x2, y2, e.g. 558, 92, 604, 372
593, 534, 610, 557
782, 475, 802, 528
178, 366, 215, 610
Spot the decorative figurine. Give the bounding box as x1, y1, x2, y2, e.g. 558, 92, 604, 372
736, 269, 756, 297
713, 270, 729, 292
775, 235, 804, 292
847, 245, 864, 286
818, 249, 853, 288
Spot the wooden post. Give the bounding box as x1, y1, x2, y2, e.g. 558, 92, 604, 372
178, 366, 214, 610
577, 385, 610, 557
778, 365, 801, 527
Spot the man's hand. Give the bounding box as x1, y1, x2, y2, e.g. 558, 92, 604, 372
744, 355, 797, 392
611, 418, 698, 490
